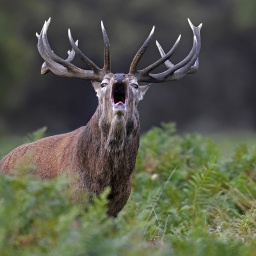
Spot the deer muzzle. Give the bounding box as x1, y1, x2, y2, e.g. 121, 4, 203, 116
112, 74, 128, 114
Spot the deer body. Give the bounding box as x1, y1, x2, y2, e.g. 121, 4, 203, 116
0, 125, 136, 216
0, 18, 202, 216
0, 73, 142, 216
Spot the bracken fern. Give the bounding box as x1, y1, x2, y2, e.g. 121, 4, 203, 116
1, 124, 256, 255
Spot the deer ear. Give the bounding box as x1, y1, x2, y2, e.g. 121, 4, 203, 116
92, 81, 101, 97
139, 84, 150, 100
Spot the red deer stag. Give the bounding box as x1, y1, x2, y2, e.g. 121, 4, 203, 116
0, 18, 202, 217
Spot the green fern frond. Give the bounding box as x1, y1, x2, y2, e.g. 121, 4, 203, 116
24, 126, 47, 143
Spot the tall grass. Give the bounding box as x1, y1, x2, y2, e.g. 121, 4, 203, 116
1, 124, 256, 255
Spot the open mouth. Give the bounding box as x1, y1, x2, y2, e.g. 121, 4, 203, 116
112, 82, 127, 108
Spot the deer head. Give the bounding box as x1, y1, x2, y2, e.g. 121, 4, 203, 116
36, 18, 202, 147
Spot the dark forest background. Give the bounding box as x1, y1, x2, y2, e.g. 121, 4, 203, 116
1, 0, 256, 137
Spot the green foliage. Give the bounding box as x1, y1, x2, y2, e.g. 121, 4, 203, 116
0, 127, 47, 159
24, 126, 47, 143
1, 123, 256, 255
232, 0, 256, 29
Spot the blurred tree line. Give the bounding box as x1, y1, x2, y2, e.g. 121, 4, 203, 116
1, 0, 256, 136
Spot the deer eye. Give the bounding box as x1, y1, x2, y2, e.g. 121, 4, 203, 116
131, 83, 139, 89
101, 82, 108, 88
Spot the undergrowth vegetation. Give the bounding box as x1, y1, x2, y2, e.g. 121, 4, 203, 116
1, 124, 256, 255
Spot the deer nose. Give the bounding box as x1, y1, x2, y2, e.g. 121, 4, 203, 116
113, 73, 126, 84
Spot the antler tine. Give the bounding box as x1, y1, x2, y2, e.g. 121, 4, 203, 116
68, 29, 100, 73
139, 34, 181, 75
155, 40, 174, 69
37, 18, 106, 81
135, 19, 202, 83
39, 39, 78, 75
101, 21, 111, 72
66, 47, 76, 62
187, 58, 199, 74
156, 37, 199, 73
41, 19, 78, 71
129, 26, 155, 74
157, 40, 200, 75
38, 19, 74, 77
161, 19, 201, 80
160, 35, 198, 78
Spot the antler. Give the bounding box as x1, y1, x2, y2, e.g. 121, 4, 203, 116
36, 18, 111, 82
129, 19, 202, 83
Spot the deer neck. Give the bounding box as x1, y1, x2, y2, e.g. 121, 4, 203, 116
75, 105, 140, 196
98, 105, 140, 152
79, 106, 140, 155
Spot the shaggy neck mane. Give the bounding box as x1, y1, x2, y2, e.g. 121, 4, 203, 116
105, 117, 126, 152
77, 106, 140, 157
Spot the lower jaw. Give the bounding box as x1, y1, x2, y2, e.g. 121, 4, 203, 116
112, 104, 127, 114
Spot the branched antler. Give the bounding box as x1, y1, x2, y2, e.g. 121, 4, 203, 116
36, 18, 202, 84
36, 18, 110, 81
129, 18, 202, 83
